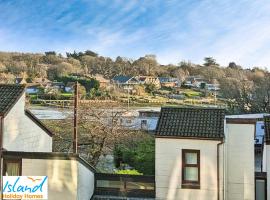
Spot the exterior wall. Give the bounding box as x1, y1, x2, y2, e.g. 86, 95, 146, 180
155, 138, 221, 200
262, 146, 266, 172
225, 123, 255, 200
77, 162, 95, 200
21, 158, 95, 200
266, 145, 270, 200
120, 117, 158, 131
22, 159, 78, 200
3, 94, 52, 152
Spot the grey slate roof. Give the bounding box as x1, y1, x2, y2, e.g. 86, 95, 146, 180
0, 84, 25, 116
156, 107, 225, 139
112, 75, 133, 83
264, 116, 270, 142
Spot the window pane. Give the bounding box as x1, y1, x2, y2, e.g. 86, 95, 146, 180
185, 153, 197, 164
5, 162, 20, 176
184, 167, 198, 181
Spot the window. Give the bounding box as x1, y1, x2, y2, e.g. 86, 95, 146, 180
3, 159, 22, 176
141, 120, 147, 129
182, 149, 200, 189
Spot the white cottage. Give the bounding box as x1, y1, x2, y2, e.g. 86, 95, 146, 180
0, 84, 95, 200
155, 107, 260, 200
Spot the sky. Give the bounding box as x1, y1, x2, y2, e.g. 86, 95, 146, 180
0, 0, 270, 68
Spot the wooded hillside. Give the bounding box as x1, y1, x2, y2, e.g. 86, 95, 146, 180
0, 50, 270, 114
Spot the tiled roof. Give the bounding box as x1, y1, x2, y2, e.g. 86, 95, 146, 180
112, 75, 133, 83
264, 116, 270, 142
0, 84, 25, 116
156, 107, 225, 139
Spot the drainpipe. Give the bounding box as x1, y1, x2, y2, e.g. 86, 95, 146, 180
0, 116, 3, 200
217, 140, 224, 200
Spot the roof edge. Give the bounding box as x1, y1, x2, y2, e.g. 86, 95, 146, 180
2, 151, 96, 173
155, 135, 224, 141
160, 106, 225, 111
1, 84, 26, 117
25, 109, 53, 137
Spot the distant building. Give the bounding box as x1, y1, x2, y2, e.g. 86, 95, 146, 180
15, 77, 27, 85
120, 110, 160, 131
93, 74, 110, 88
33, 77, 51, 87
112, 75, 139, 85
206, 83, 220, 91
112, 75, 139, 90
158, 77, 181, 88
44, 81, 65, 93
136, 76, 161, 88
185, 76, 207, 88
25, 84, 41, 94
64, 82, 74, 93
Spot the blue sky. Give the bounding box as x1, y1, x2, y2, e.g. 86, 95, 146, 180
1, 0, 270, 68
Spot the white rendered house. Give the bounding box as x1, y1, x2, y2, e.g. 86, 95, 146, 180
0, 84, 95, 200
155, 107, 265, 200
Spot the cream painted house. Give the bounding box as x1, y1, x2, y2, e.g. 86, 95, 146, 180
0, 84, 95, 200
155, 107, 265, 200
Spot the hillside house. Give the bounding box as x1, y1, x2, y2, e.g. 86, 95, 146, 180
33, 77, 52, 86
185, 76, 207, 88
137, 76, 161, 88
93, 74, 110, 88
25, 83, 41, 94
112, 75, 139, 90
0, 84, 95, 200
206, 83, 220, 91
155, 107, 270, 200
158, 77, 181, 88
14, 77, 27, 85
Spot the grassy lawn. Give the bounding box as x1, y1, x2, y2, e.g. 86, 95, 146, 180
182, 89, 202, 97
61, 93, 73, 97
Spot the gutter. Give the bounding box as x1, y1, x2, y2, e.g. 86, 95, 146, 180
217, 139, 224, 200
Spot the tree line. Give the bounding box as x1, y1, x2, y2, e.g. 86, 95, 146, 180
0, 50, 270, 114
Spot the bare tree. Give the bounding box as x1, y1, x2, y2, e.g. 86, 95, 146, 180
44, 102, 142, 166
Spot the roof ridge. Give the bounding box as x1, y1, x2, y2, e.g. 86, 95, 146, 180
161, 106, 225, 110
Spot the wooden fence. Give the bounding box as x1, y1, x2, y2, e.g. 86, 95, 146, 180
94, 173, 155, 198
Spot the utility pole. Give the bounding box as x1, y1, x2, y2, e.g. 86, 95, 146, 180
127, 84, 130, 110
73, 81, 79, 153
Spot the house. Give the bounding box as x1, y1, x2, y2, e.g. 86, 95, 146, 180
185, 76, 207, 88
158, 77, 181, 88
25, 83, 41, 94
44, 81, 65, 93
15, 77, 27, 85
120, 110, 160, 131
112, 75, 139, 90
93, 74, 110, 88
0, 84, 95, 200
155, 107, 260, 200
136, 76, 161, 88
206, 83, 220, 91
64, 82, 74, 93
51, 81, 65, 90
33, 77, 52, 87
112, 75, 139, 85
